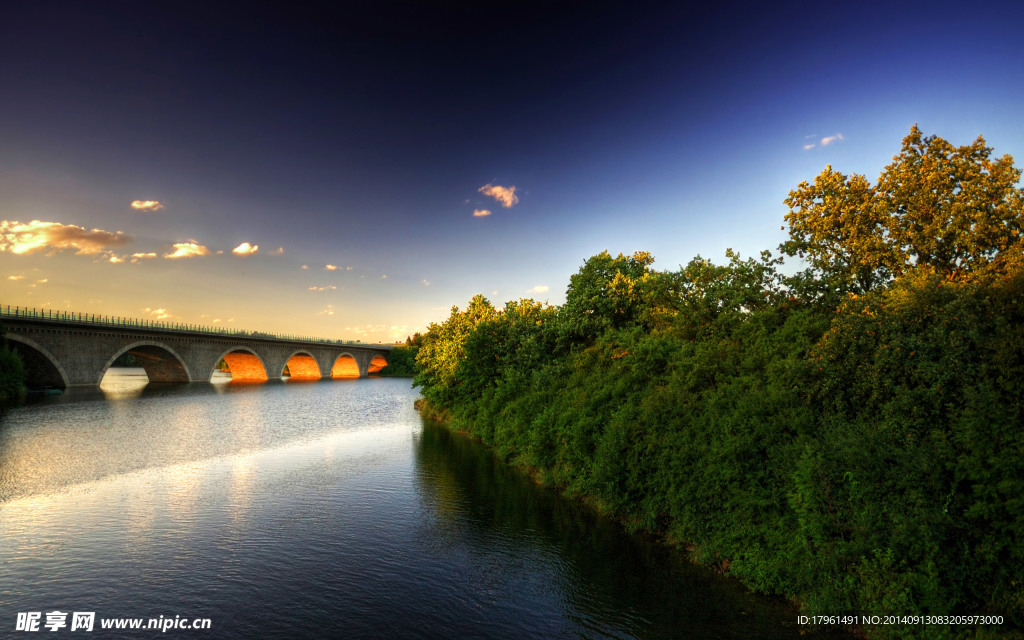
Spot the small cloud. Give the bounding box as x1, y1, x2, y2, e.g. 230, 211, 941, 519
7, 275, 24, 280
346, 266, 352, 271
0, 219, 130, 255
164, 241, 210, 259
478, 184, 519, 208
130, 252, 157, 264
212, 318, 222, 323
232, 242, 259, 256
527, 285, 549, 294
473, 209, 491, 218
144, 307, 172, 320
802, 133, 844, 151
381, 274, 387, 279
422, 279, 430, 286
108, 255, 125, 263
318, 305, 335, 316
130, 200, 164, 212
308, 285, 337, 292
270, 247, 284, 255
301, 265, 309, 270
36, 278, 48, 284
325, 264, 338, 271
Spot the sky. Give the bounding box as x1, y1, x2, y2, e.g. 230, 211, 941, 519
2, 1, 1023, 343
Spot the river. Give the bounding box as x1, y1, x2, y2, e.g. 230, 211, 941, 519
0, 372, 847, 638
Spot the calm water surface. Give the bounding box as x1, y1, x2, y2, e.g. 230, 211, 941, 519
0, 373, 846, 639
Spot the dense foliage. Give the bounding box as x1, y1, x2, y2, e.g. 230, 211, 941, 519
377, 334, 423, 377
413, 128, 1024, 639
0, 324, 27, 407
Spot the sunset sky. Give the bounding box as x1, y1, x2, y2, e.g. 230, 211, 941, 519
2, 1, 1022, 342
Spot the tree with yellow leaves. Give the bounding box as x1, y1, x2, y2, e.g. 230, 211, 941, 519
781, 126, 1023, 293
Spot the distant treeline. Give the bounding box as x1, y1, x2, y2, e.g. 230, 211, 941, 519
375, 334, 422, 377
412, 127, 1024, 639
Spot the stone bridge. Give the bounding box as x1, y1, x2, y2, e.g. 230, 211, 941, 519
1, 308, 391, 389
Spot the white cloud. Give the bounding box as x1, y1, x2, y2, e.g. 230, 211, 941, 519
325, 264, 338, 271
802, 133, 844, 151
164, 241, 210, 259
108, 255, 125, 263
318, 305, 335, 316
232, 242, 259, 256
473, 209, 491, 218
422, 279, 430, 286
143, 307, 172, 320
308, 285, 337, 292
527, 285, 549, 294
478, 184, 519, 208
0, 220, 130, 255
130, 200, 164, 212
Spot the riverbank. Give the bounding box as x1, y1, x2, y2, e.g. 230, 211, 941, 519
410, 252, 1023, 640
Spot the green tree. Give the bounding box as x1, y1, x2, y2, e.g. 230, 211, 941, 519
457, 298, 559, 397
379, 344, 419, 377
782, 125, 1023, 294
561, 250, 663, 338
413, 294, 497, 405
672, 249, 784, 335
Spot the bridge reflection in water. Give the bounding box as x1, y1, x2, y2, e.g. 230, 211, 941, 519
1, 307, 391, 389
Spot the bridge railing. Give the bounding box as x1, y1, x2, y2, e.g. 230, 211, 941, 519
0, 305, 381, 347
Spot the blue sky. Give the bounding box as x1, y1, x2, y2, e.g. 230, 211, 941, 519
2, 1, 1022, 341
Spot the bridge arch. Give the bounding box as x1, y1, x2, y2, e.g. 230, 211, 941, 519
283, 350, 321, 380
367, 354, 388, 375
214, 347, 269, 382
5, 335, 71, 390
102, 341, 192, 385
330, 352, 361, 378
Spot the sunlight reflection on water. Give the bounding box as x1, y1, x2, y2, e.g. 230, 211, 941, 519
0, 374, 849, 639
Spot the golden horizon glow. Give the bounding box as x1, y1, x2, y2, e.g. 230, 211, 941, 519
222, 351, 268, 382
284, 353, 320, 379
331, 355, 359, 378
367, 355, 388, 374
